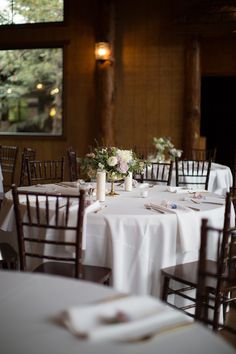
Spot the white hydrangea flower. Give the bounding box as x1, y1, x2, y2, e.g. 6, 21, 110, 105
107, 156, 118, 167
116, 149, 132, 163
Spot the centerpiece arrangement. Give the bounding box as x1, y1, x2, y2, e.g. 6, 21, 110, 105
151, 136, 182, 162
80, 146, 145, 196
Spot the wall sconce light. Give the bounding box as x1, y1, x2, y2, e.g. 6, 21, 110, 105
95, 42, 112, 62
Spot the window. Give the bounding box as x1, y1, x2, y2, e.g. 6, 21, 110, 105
0, 48, 63, 136
0, 0, 64, 25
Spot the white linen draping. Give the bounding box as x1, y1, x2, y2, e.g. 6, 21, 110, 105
207, 163, 233, 195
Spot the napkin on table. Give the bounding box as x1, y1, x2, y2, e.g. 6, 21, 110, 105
58, 295, 192, 342
149, 200, 191, 213
167, 186, 207, 194
149, 200, 201, 252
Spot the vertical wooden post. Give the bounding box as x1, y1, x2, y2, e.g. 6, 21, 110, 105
184, 37, 201, 155
95, 0, 115, 147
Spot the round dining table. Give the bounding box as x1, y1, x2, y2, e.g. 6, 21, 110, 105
0, 182, 231, 298
0, 270, 235, 354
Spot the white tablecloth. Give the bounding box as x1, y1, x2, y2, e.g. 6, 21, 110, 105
208, 163, 233, 195
0, 270, 235, 354
0, 183, 229, 298
84, 185, 228, 296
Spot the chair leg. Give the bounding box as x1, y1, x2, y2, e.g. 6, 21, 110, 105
0, 259, 18, 270
213, 295, 222, 332
0, 243, 18, 270
222, 292, 230, 323
161, 275, 170, 302
103, 278, 110, 286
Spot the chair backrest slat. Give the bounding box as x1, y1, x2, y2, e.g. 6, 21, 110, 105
134, 161, 173, 185
67, 147, 80, 182
19, 147, 36, 186
175, 157, 212, 190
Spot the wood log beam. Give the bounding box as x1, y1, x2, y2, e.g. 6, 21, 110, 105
95, 0, 115, 147
184, 37, 202, 155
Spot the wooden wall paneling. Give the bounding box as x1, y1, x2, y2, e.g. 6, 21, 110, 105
114, 0, 186, 152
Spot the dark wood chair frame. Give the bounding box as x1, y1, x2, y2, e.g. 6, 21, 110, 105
135, 160, 173, 185
67, 147, 80, 182
195, 218, 236, 334
0, 144, 18, 192
0, 243, 18, 270
19, 147, 36, 186
175, 157, 212, 190
161, 192, 236, 333
26, 157, 65, 185
11, 184, 111, 284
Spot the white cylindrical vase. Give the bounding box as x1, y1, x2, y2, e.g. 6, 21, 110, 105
96, 171, 106, 202
124, 172, 133, 191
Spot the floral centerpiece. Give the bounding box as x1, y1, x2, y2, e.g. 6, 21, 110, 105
152, 137, 182, 162
80, 146, 145, 195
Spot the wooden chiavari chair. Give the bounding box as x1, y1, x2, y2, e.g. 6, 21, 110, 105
12, 185, 111, 284
19, 147, 36, 186
26, 157, 64, 185
161, 192, 236, 333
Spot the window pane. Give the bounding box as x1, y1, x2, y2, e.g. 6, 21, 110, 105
0, 48, 63, 136
0, 0, 64, 25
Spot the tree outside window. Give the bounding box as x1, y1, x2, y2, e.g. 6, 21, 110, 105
0, 0, 64, 25
0, 48, 63, 135
0, 0, 64, 135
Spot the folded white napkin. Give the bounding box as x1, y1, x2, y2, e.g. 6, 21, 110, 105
58, 295, 192, 341
150, 200, 200, 252
149, 201, 190, 213
167, 186, 207, 194
167, 186, 189, 194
